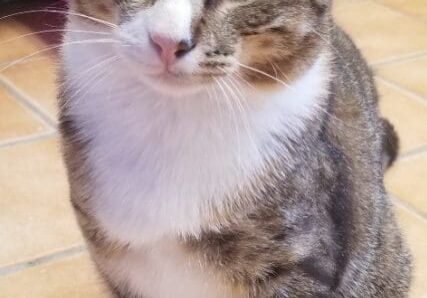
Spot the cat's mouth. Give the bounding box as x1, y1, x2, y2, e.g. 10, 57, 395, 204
148, 71, 226, 90
152, 72, 194, 86
141, 71, 207, 95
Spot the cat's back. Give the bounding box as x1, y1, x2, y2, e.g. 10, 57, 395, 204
323, 25, 413, 297
332, 25, 378, 108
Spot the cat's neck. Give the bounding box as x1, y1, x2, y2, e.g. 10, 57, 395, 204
63, 50, 331, 244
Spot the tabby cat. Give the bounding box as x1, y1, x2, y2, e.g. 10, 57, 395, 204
59, 0, 412, 297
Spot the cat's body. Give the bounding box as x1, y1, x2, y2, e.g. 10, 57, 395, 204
59, 0, 411, 297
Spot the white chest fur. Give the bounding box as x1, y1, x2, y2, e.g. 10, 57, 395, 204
63, 41, 329, 296
63, 48, 329, 245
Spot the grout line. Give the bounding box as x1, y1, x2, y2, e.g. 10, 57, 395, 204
0, 245, 87, 277
398, 146, 427, 161
0, 75, 58, 129
375, 76, 427, 104
390, 194, 427, 222
0, 56, 52, 69
371, 51, 427, 67
0, 130, 58, 149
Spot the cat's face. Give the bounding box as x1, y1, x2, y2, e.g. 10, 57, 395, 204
68, 0, 331, 95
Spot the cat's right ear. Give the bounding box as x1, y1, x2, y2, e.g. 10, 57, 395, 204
310, 0, 332, 16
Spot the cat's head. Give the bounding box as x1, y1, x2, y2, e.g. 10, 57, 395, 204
67, 0, 332, 95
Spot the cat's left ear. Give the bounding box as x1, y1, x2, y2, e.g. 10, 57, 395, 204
311, 0, 332, 15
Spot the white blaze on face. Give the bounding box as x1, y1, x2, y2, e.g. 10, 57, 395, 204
114, 0, 204, 77
147, 0, 194, 42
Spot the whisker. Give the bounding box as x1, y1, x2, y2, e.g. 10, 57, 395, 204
0, 9, 118, 29
222, 77, 248, 114
274, 62, 292, 84
57, 53, 114, 90
215, 77, 243, 165
223, 76, 259, 152
230, 61, 366, 135
214, 77, 236, 123
215, 66, 256, 92
60, 56, 120, 108
225, 76, 246, 104
0, 39, 120, 73
204, 86, 224, 132
229, 71, 257, 91
222, 77, 247, 114
73, 65, 116, 107
0, 29, 110, 47
268, 59, 279, 80
65, 67, 115, 110
234, 61, 295, 91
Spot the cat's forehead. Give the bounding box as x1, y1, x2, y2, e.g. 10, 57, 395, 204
73, 0, 331, 31
74, 0, 330, 15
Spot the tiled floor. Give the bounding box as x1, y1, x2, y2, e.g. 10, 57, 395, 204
0, 0, 426, 297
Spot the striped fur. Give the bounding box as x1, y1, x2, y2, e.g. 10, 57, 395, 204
59, 1, 412, 297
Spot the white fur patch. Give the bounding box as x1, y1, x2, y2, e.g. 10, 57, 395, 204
62, 12, 330, 296
147, 0, 194, 40
63, 46, 329, 245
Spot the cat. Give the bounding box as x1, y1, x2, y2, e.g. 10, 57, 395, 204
59, 0, 412, 297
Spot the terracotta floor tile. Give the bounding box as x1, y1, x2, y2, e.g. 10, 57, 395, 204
374, 0, 427, 20
375, 55, 427, 99
395, 206, 427, 298
0, 253, 107, 298
386, 152, 427, 215
0, 87, 46, 142
0, 138, 84, 267
2, 55, 59, 119
0, 0, 425, 295
377, 82, 427, 153
333, 1, 427, 63
0, 20, 47, 64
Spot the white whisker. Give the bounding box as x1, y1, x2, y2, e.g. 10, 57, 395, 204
234, 61, 295, 91
205, 84, 224, 129
74, 66, 115, 107
0, 9, 118, 29
230, 71, 257, 91
61, 56, 120, 108
0, 39, 119, 73
0, 29, 110, 47
223, 76, 258, 153
215, 77, 243, 165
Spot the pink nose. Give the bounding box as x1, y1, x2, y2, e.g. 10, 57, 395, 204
150, 34, 194, 66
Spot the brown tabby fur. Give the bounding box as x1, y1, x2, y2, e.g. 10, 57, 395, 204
60, 0, 412, 297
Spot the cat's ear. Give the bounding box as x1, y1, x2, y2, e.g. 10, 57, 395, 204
311, 0, 332, 15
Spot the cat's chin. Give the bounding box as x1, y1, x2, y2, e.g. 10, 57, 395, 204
141, 73, 210, 97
